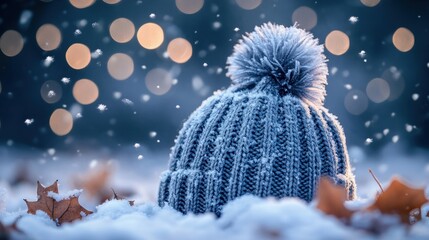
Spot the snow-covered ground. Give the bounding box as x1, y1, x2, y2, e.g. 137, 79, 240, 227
1, 144, 429, 239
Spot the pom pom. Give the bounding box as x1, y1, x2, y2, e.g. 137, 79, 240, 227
226, 23, 328, 106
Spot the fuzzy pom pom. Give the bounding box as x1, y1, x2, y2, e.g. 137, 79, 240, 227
226, 23, 328, 106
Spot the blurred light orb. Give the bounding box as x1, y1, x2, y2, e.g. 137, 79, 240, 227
235, 0, 261, 10
382, 66, 405, 101
109, 18, 135, 43
0, 30, 24, 57
66, 43, 91, 69
344, 90, 368, 115
145, 68, 173, 95
69, 0, 95, 8
167, 38, 193, 63
108, 53, 134, 80
325, 30, 350, 56
50, 109, 73, 136
73, 79, 99, 105
137, 23, 164, 50
366, 78, 390, 103
40, 80, 62, 104
392, 27, 414, 52
360, 0, 380, 7
292, 6, 317, 30
103, 0, 121, 4
36, 24, 62, 51
176, 0, 204, 14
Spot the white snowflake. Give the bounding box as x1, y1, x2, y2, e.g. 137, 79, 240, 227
47, 90, 56, 98
61, 77, 70, 84
43, 56, 54, 67
412, 93, 419, 101
149, 131, 157, 138
149, 13, 156, 19
91, 49, 103, 59
364, 138, 373, 145
97, 104, 107, 112
122, 98, 134, 105
24, 119, 34, 126
392, 135, 400, 143
349, 16, 359, 24
134, 143, 141, 148
74, 29, 82, 36
137, 155, 144, 160
358, 50, 366, 58
234, 27, 240, 32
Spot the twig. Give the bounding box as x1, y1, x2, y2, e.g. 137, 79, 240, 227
368, 169, 384, 192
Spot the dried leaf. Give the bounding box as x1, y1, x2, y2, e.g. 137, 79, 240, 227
73, 165, 112, 204
316, 177, 354, 220
366, 177, 429, 224
24, 181, 92, 225
112, 188, 134, 206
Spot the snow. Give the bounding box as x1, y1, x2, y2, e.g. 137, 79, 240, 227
47, 189, 83, 202
2, 197, 428, 240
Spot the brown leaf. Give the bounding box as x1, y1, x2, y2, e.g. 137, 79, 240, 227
111, 188, 134, 206
73, 165, 112, 204
366, 177, 429, 224
316, 177, 354, 220
24, 181, 92, 225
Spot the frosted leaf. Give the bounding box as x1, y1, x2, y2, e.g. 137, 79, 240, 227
349, 16, 359, 24
97, 104, 108, 112
24, 119, 34, 126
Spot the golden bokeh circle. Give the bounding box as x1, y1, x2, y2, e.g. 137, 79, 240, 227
49, 109, 73, 136
69, 0, 95, 8
109, 18, 135, 43
235, 0, 261, 10
73, 79, 99, 105
360, 0, 380, 7
325, 30, 350, 56
36, 24, 62, 51
0, 30, 24, 57
107, 53, 134, 80
103, 0, 121, 4
65, 43, 91, 70
167, 38, 193, 64
292, 6, 317, 30
137, 23, 164, 50
175, 0, 204, 14
392, 27, 414, 52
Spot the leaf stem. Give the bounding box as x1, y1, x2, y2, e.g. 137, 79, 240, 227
368, 169, 384, 193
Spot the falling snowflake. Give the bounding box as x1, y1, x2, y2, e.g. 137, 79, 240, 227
412, 93, 419, 101
75, 113, 82, 119
358, 50, 366, 58
122, 98, 134, 105
234, 27, 240, 32
97, 104, 107, 112
141, 94, 150, 102
203, 63, 208, 67
149, 131, 157, 138
47, 90, 56, 98
43, 56, 54, 67
176, 105, 180, 109
365, 138, 373, 145
137, 155, 144, 160
149, 13, 156, 19
91, 49, 103, 59
47, 148, 56, 156
61, 77, 70, 84
134, 143, 141, 148
349, 16, 359, 24
392, 135, 400, 143
113, 92, 122, 99
383, 129, 390, 135
24, 119, 34, 126
405, 124, 413, 132
344, 84, 352, 90
213, 21, 221, 29
74, 29, 82, 36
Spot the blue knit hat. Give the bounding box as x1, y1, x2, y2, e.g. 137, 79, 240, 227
158, 23, 356, 215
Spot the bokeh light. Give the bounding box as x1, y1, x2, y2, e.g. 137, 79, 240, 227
107, 53, 134, 80
366, 78, 390, 103
40, 80, 62, 104
65, 43, 91, 70
145, 68, 173, 95
344, 90, 368, 115
382, 66, 405, 101
167, 38, 193, 63
0, 30, 24, 57
49, 109, 73, 136
73, 79, 99, 105
360, 0, 380, 7
235, 0, 261, 10
36, 24, 62, 51
103, 0, 121, 4
109, 18, 135, 43
175, 0, 204, 14
137, 23, 164, 50
69, 0, 95, 9
325, 30, 350, 56
292, 6, 317, 30
392, 27, 414, 52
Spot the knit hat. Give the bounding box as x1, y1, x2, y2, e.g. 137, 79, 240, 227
158, 23, 356, 215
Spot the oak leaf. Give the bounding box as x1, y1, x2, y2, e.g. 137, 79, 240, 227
24, 180, 92, 225
366, 177, 429, 224
316, 177, 354, 220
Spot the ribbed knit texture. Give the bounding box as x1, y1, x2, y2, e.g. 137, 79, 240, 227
158, 23, 357, 215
